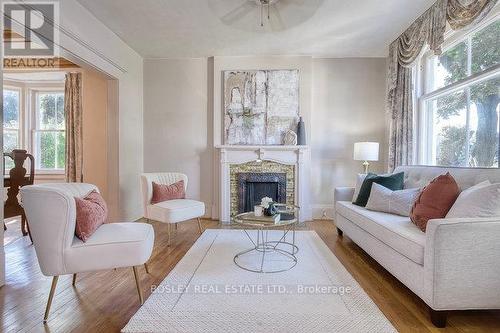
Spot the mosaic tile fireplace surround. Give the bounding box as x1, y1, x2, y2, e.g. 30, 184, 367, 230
230, 161, 295, 217
216, 145, 310, 223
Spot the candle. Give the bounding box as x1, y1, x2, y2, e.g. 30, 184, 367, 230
254, 205, 263, 217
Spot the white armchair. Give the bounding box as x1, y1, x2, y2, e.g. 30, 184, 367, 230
21, 183, 154, 322
140, 172, 205, 245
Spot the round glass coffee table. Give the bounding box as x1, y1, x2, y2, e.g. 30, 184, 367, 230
233, 204, 299, 273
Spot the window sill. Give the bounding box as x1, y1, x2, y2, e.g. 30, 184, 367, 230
35, 173, 65, 181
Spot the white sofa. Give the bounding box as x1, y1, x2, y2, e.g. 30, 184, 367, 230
334, 165, 500, 327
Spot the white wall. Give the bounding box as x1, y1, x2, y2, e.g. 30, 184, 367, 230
143, 58, 212, 215
142, 56, 388, 221
311, 58, 387, 218
57, 0, 144, 221
1, 0, 144, 286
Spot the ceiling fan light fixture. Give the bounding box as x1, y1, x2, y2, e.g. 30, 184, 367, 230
256, 0, 280, 27
208, 0, 324, 33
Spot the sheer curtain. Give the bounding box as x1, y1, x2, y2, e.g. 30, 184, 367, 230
64, 72, 83, 182
386, 0, 497, 170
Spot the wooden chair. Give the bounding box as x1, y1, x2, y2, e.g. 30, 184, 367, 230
4, 149, 35, 240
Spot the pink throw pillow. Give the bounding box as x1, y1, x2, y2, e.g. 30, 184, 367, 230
75, 190, 108, 242
410, 173, 460, 232
151, 180, 185, 204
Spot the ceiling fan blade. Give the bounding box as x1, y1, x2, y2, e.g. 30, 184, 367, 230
220, 1, 255, 25
279, 0, 309, 5
270, 5, 286, 31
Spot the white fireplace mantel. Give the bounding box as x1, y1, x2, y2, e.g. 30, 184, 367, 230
214, 145, 311, 223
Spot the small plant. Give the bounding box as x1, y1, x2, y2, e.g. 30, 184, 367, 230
260, 197, 277, 216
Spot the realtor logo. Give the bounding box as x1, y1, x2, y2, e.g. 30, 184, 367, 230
3, 2, 58, 57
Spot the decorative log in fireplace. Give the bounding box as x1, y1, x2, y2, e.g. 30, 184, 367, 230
237, 172, 287, 213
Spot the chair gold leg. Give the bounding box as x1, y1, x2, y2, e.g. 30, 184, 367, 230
197, 218, 203, 234
72, 273, 77, 286
132, 266, 144, 305
144, 262, 150, 274
44, 276, 59, 323
167, 223, 171, 247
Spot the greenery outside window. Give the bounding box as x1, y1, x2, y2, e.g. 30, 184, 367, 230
3, 88, 21, 170
418, 16, 499, 168
2, 83, 65, 174
33, 91, 65, 171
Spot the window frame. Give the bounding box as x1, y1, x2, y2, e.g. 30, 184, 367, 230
415, 8, 500, 168
2, 79, 65, 175
2, 85, 24, 153
30, 88, 66, 174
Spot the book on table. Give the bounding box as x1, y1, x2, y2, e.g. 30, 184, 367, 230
241, 213, 281, 224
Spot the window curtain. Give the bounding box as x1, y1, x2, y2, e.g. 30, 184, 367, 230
387, 0, 447, 170
447, 0, 498, 29
64, 72, 83, 182
387, 0, 497, 170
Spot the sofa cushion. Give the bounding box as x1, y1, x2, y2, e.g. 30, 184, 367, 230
353, 172, 405, 207
151, 180, 186, 204
147, 199, 205, 224
74, 190, 108, 242
336, 201, 426, 265
447, 181, 500, 218
352, 173, 367, 202
394, 165, 500, 191
366, 183, 420, 217
410, 172, 460, 232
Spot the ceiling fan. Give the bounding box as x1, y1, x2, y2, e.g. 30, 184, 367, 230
255, 0, 282, 27
208, 0, 324, 32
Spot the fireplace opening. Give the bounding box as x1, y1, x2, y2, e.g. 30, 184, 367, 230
237, 172, 287, 213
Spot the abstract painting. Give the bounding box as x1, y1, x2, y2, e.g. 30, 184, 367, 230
223, 70, 299, 145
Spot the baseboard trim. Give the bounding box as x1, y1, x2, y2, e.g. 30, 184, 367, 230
311, 204, 335, 220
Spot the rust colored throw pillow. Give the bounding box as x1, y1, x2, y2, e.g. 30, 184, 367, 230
75, 190, 108, 242
151, 180, 185, 204
410, 173, 460, 232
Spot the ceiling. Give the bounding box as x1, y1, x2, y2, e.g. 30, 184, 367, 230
76, 0, 436, 58
4, 71, 66, 82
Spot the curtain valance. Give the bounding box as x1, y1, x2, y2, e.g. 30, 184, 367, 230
447, 0, 498, 29
387, 0, 497, 170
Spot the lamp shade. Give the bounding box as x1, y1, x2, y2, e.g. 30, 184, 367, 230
353, 142, 379, 161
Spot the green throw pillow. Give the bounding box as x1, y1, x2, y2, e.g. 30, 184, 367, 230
353, 172, 405, 207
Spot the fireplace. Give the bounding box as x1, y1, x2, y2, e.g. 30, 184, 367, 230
229, 160, 295, 218
217, 145, 310, 222
237, 172, 286, 213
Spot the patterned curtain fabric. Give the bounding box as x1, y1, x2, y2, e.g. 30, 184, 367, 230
447, 0, 498, 29
388, 64, 413, 170
386, 0, 497, 170
64, 72, 83, 183
387, 0, 447, 170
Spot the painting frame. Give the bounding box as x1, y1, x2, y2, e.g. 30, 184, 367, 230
223, 69, 300, 145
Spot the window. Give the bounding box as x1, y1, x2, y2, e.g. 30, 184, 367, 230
3, 88, 21, 170
419, 17, 499, 168
2, 83, 65, 173
33, 91, 65, 171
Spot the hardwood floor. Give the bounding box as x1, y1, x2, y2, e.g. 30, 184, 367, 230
1, 219, 499, 332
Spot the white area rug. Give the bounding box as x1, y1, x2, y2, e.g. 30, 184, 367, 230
123, 229, 396, 333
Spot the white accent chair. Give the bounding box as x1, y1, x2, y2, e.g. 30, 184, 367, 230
141, 172, 205, 245
21, 183, 154, 322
